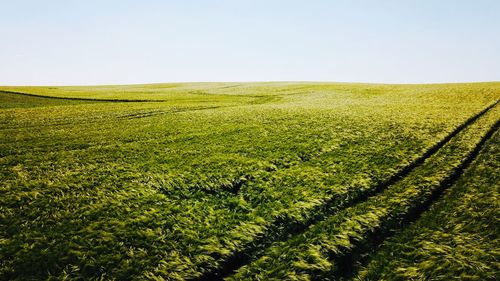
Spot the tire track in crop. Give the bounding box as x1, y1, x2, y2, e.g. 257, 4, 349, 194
0, 105, 224, 130
196, 100, 499, 281
117, 106, 222, 120
1, 90, 283, 105
331, 116, 500, 281
215, 84, 243, 89
0, 90, 167, 102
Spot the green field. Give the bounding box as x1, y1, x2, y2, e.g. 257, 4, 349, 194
0, 82, 499, 280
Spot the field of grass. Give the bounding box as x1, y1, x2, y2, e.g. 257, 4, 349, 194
0, 82, 499, 280
357, 127, 500, 280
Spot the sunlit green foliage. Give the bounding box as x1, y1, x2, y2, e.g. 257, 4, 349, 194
356, 130, 500, 281
0, 82, 499, 280
229, 102, 499, 280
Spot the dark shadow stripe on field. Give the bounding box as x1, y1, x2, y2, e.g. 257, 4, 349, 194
117, 106, 223, 120
330, 118, 500, 281
196, 100, 499, 281
0, 90, 168, 102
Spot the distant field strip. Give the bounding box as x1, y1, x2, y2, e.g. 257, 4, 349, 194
0, 90, 165, 102
228, 101, 500, 280
199, 100, 500, 280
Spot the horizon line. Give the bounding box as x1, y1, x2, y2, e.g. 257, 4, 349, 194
1, 80, 499, 87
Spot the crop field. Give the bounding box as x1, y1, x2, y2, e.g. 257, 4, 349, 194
0, 82, 499, 280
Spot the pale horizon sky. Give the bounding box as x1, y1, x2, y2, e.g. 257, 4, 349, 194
1, 0, 499, 86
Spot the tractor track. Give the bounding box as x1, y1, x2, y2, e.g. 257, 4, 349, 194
327, 117, 500, 281
196, 100, 499, 281
0, 90, 167, 102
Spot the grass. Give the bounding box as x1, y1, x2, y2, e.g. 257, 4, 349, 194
229, 98, 499, 281
356, 129, 500, 281
0, 82, 499, 280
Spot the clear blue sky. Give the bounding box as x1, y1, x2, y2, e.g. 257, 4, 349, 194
1, 0, 499, 85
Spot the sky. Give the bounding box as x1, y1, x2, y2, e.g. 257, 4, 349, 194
1, 0, 499, 85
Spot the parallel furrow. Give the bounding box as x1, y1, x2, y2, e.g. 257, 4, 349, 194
226, 102, 499, 281
201, 100, 499, 280
334, 118, 500, 280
